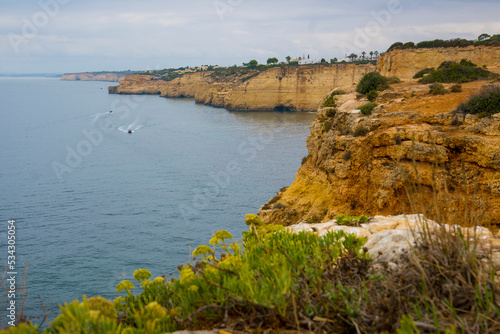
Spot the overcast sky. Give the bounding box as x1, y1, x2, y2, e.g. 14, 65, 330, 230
1, 0, 499, 74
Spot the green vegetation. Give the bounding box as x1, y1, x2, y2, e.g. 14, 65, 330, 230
322, 120, 333, 133
387, 34, 500, 51
385, 76, 401, 84
335, 214, 368, 226
3, 212, 500, 333
454, 86, 500, 116
450, 84, 462, 93
358, 102, 378, 115
413, 67, 434, 79
356, 72, 389, 94
419, 59, 494, 84
248, 59, 258, 68
353, 126, 370, 137
366, 89, 378, 102
322, 90, 345, 109
429, 83, 448, 95
266, 57, 279, 65
301, 153, 312, 165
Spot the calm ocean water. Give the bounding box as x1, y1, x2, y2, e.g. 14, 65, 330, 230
0, 77, 315, 322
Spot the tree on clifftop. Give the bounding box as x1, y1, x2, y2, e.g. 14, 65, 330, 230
478, 33, 491, 41
286, 56, 291, 63
267, 57, 279, 65
248, 60, 258, 68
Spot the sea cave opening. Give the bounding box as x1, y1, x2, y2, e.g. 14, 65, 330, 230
274, 105, 293, 112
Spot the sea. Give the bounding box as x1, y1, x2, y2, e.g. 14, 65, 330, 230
0, 77, 316, 324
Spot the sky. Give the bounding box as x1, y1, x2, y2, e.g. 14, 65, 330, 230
1, 0, 499, 74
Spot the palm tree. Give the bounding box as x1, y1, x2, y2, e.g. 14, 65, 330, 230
374, 51, 379, 58
361, 51, 366, 59
286, 56, 291, 63
348, 53, 357, 61
369, 51, 374, 60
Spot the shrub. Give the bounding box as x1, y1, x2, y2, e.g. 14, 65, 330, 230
358, 102, 378, 115
325, 108, 336, 117
385, 76, 401, 84
454, 86, 500, 116
301, 154, 312, 165
419, 59, 494, 84
429, 83, 447, 95
356, 72, 389, 94
354, 126, 370, 137
366, 90, 378, 102
413, 67, 434, 79
450, 84, 462, 92
322, 121, 332, 133
343, 150, 352, 161
332, 89, 346, 95
269, 194, 282, 204
335, 213, 368, 226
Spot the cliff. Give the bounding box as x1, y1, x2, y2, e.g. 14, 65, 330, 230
61, 72, 129, 82
109, 64, 376, 112
259, 79, 500, 226
377, 45, 500, 80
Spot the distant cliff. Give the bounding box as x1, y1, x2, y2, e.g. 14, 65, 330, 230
61, 72, 130, 82
109, 64, 376, 112
377, 45, 500, 79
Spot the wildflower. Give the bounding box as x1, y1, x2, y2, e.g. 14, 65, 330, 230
153, 277, 165, 283
179, 267, 196, 286
87, 296, 117, 320
221, 255, 243, 269
146, 301, 167, 319
113, 296, 124, 310
192, 245, 213, 258
116, 280, 135, 294
209, 229, 233, 246
245, 214, 263, 226
188, 285, 199, 292
133, 269, 152, 282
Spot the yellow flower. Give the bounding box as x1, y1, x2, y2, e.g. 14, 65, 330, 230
116, 280, 135, 293
153, 276, 165, 283
245, 214, 263, 226
229, 242, 240, 253
133, 269, 152, 282
179, 267, 196, 286
192, 245, 212, 258
221, 256, 243, 269
87, 296, 117, 320
145, 301, 167, 319
188, 285, 199, 292
209, 230, 233, 245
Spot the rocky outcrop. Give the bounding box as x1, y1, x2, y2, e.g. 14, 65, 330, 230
61, 72, 129, 82
286, 214, 500, 280
109, 64, 375, 112
258, 79, 500, 226
377, 45, 500, 80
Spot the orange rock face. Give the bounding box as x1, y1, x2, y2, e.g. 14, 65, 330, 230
259, 79, 500, 227
377, 45, 500, 80
109, 64, 376, 112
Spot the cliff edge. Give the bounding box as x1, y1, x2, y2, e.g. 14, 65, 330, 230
259, 77, 500, 226
377, 45, 500, 80
61, 72, 129, 82
109, 64, 376, 112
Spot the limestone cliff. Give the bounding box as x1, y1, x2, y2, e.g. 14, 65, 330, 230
259, 79, 500, 226
61, 72, 129, 82
109, 64, 375, 112
377, 45, 500, 80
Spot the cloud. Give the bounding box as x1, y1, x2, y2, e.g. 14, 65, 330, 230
0, 0, 499, 73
